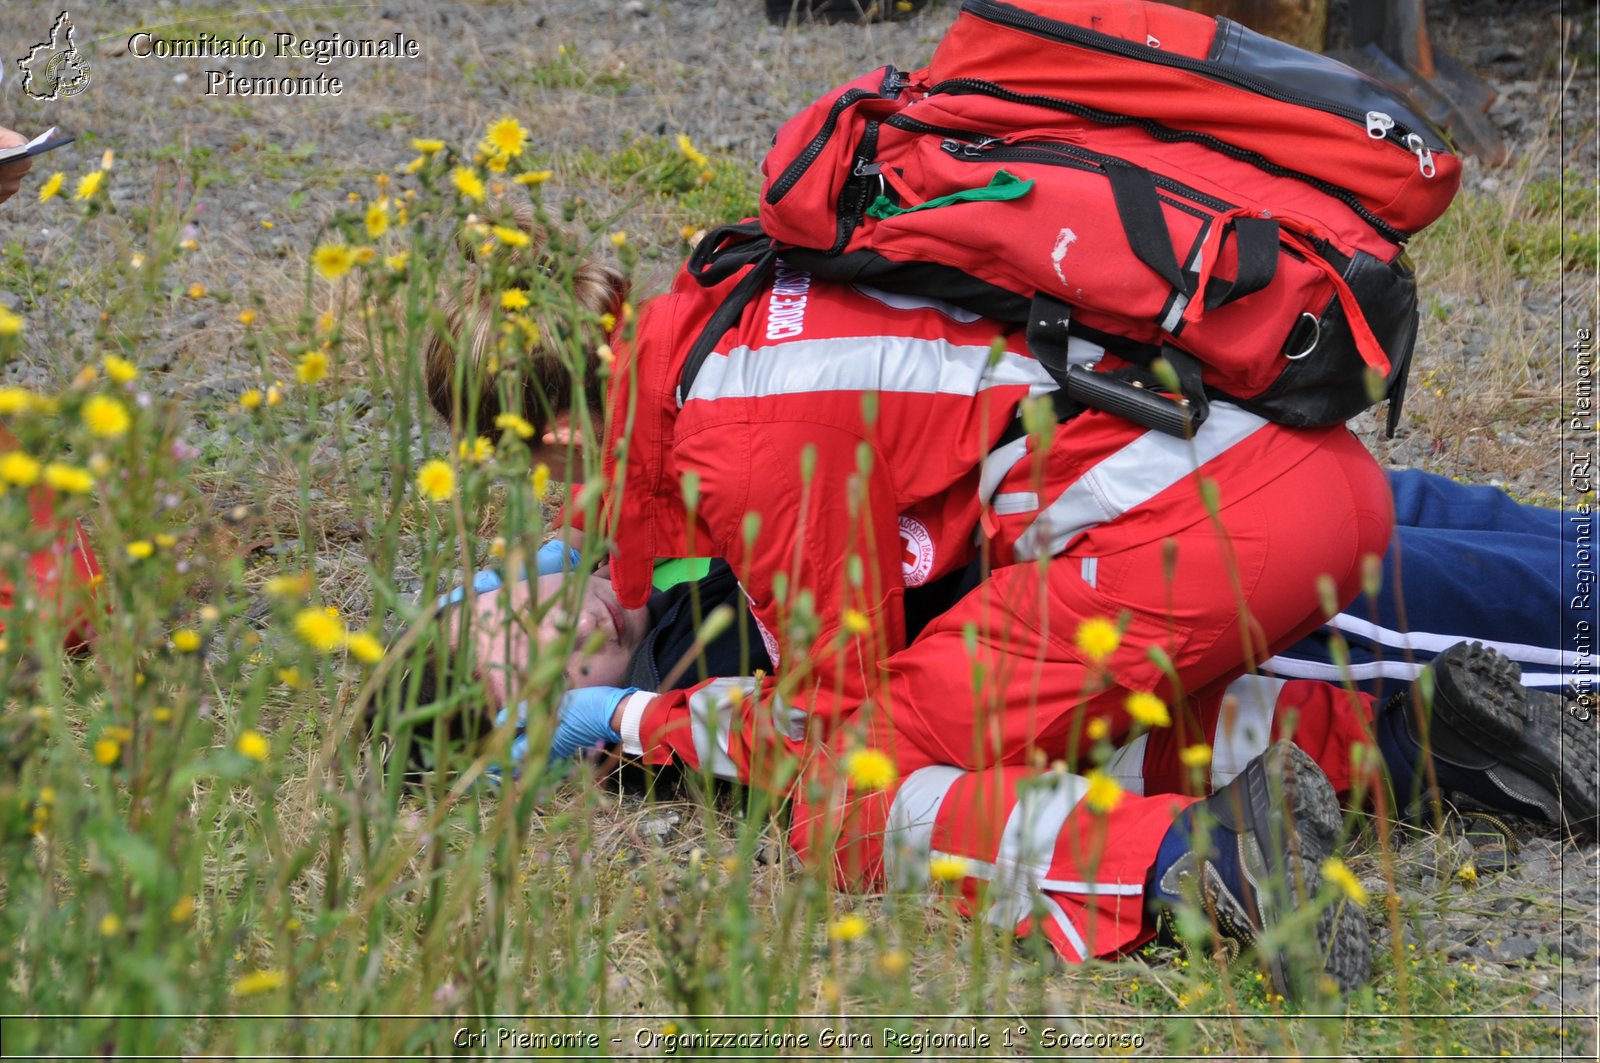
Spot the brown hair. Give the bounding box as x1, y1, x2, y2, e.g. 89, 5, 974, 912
422, 199, 628, 436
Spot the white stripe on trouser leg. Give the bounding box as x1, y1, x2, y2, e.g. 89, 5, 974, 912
883, 765, 965, 890
1037, 893, 1089, 961
1212, 674, 1284, 788
1101, 732, 1147, 796
683, 677, 760, 782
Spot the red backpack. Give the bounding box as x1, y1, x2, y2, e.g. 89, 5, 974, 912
684, 0, 1460, 435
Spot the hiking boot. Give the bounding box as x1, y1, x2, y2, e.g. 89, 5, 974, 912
1378, 641, 1599, 840
1148, 741, 1370, 998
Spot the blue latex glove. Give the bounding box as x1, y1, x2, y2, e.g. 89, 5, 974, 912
434, 542, 580, 611
535, 540, 582, 576
496, 686, 634, 772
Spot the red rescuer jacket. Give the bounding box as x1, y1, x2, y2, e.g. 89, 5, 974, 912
597, 259, 1330, 785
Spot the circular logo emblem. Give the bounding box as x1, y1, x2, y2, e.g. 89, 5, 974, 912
898, 516, 935, 587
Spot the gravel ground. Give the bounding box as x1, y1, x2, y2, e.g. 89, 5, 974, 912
1, 0, 1595, 1041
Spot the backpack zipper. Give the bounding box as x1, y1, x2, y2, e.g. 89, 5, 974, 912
768, 66, 908, 206
925, 76, 1409, 243
962, 0, 1441, 173
941, 134, 1240, 216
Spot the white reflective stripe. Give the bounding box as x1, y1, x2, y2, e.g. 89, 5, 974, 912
1261, 655, 1579, 692
1080, 556, 1098, 589
1013, 402, 1269, 561
1100, 732, 1147, 796
1035, 877, 1147, 895
979, 434, 1031, 508
618, 691, 656, 756
998, 772, 1089, 881
1324, 612, 1580, 668
1213, 674, 1283, 788
1037, 893, 1089, 961
685, 335, 1058, 404
992, 491, 1039, 515
883, 765, 965, 889
1159, 232, 1209, 333
683, 677, 757, 781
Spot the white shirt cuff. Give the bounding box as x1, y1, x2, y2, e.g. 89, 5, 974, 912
618, 690, 656, 756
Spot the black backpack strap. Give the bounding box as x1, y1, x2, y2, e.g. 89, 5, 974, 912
686, 221, 773, 287
676, 244, 780, 406
1103, 162, 1189, 298
1203, 216, 1280, 309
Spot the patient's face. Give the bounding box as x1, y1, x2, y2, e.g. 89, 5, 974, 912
455, 571, 650, 713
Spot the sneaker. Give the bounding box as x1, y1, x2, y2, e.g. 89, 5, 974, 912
1148, 741, 1370, 998
1378, 641, 1599, 840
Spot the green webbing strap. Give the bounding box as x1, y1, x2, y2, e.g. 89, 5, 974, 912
651, 557, 713, 591
866, 169, 1034, 219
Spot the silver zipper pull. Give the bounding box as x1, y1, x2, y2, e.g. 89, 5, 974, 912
1145, 34, 1160, 47
1365, 111, 1395, 139
1404, 132, 1437, 178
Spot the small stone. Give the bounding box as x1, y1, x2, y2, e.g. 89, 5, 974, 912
1489, 935, 1540, 963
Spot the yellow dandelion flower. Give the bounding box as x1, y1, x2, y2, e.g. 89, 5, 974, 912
501, 288, 530, 311
484, 152, 510, 174
43, 463, 94, 494
102, 355, 139, 383
38, 172, 64, 202
231, 969, 287, 997
345, 631, 384, 664
126, 540, 154, 561
1179, 743, 1213, 769
239, 309, 257, 326
600, 312, 617, 332
514, 170, 553, 186
843, 747, 896, 791
93, 738, 121, 766
675, 133, 710, 170
1075, 617, 1121, 663
186, 283, 206, 300
260, 219, 274, 229
1125, 691, 1171, 728
1086, 717, 1110, 742
152, 706, 173, 722
1083, 769, 1124, 813
402, 155, 426, 175
0, 387, 33, 414
81, 394, 131, 438
180, 238, 199, 251
450, 167, 486, 202
99, 913, 121, 936
458, 436, 494, 464
842, 609, 871, 636
415, 459, 455, 502
928, 854, 970, 882
351, 245, 376, 266
170, 896, 196, 924
828, 914, 868, 942
296, 350, 329, 385
263, 573, 312, 598
312, 243, 355, 280
492, 225, 531, 248
154, 533, 177, 549
276, 667, 304, 689
495, 412, 535, 440
265, 385, 283, 407
609, 230, 627, 247
74, 170, 105, 201
0, 451, 42, 487
236, 730, 270, 762
364, 202, 389, 239
171, 629, 202, 653
1456, 863, 1478, 885
294, 607, 347, 653
483, 116, 529, 159
1321, 857, 1369, 905
531, 463, 551, 498
412, 137, 445, 154
0, 307, 23, 338
385, 252, 409, 272
239, 388, 263, 411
